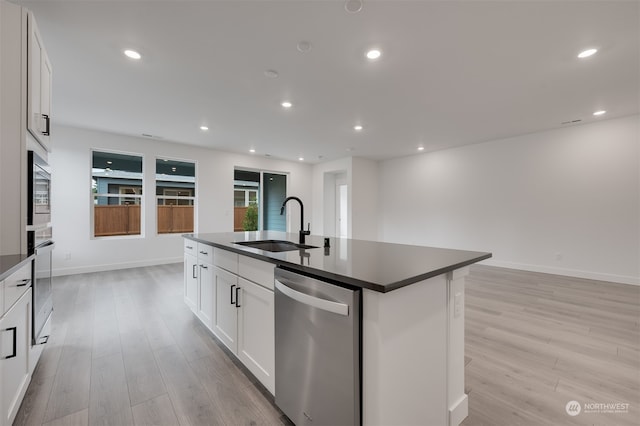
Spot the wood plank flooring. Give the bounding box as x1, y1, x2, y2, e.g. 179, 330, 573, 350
462, 265, 639, 426
13, 263, 639, 426
14, 264, 287, 426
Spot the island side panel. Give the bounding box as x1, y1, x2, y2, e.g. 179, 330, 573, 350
362, 273, 448, 426
448, 267, 469, 426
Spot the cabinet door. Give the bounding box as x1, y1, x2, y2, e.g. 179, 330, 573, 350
27, 13, 51, 150
213, 267, 238, 353
197, 262, 215, 331
0, 288, 32, 426
3, 262, 31, 314
184, 253, 198, 313
238, 278, 275, 394
40, 51, 52, 141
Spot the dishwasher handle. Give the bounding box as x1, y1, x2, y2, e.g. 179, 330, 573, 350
275, 280, 349, 316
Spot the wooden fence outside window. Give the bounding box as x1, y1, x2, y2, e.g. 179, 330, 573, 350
94, 205, 194, 236
158, 205, 194, 234
94, 205, 141, 236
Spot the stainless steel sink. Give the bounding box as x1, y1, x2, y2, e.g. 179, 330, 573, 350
233, 240, 318, 252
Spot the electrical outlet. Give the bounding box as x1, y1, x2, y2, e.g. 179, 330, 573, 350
454, 292, 462, 318
64, 252, 71, 260
555, 253, 563, 261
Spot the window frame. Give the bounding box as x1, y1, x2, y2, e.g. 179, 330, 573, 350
155, 156, 197, 235
90, 148, 145, 239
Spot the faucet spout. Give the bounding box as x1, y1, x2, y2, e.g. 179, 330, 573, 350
280, 196, 310, 244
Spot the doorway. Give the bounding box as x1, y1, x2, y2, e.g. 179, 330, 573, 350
263, 173, 287, 231
336, 176, 348, 238
233, 169, 287, 232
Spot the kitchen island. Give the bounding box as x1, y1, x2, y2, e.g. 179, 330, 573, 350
183, 231, 491, 426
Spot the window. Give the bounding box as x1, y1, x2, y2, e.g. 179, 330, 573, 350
156, 158, 195, 234
233, 169, 286, 232
234, 188, 258, 207
92, 151, 143, 237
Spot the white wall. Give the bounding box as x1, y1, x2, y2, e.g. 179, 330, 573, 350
310, 156, 379, 240
378, 115, 640, 285
350, 157, 379, 241
311, 157, 350, 236
50, 125, 313, 275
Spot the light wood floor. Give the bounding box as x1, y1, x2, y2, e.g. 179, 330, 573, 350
462, 265, 639, 426
13, 263, 639, 426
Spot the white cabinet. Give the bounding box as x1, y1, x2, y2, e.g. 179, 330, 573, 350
2, 263, 31, 314
197, 260, 214, 329
184, 252, 198, 313
183, 241, 216, 330
196, 243, 215, 330
27, 11, 52, 151
238, 277, 275, 394
213, 254, 275, 394
213, 266, 238, 352
183, 239, 276, 394
0, 288, 32, 426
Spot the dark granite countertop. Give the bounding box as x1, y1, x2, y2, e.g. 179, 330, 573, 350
0, 254, 33, 282
184, 232, 491, 293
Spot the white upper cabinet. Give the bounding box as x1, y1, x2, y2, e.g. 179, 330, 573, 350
27, 12, 52, 152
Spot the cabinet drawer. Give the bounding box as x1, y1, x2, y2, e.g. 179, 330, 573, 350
239, 256, 275, 290
183, 239, 197, 256
3, 261, 32, 314
214, 248, 238, 274
197, 243, 214, 264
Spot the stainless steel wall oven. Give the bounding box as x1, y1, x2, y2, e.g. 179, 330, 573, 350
27, 150, 53, 345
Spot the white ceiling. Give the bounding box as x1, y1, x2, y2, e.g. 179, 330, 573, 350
18, 0, 640, 163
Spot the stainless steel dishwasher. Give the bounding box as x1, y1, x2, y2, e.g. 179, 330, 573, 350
275, 267, 361, 426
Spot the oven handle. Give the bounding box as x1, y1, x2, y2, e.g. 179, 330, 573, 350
35, 241, 55, 255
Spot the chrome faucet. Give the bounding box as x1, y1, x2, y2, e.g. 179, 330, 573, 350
280, 196, 310, 244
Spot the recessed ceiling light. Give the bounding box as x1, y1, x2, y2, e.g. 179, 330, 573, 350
106, 161, 112, 165
366, 49, 381, 60
105, 167, 112, 172
417, 146, 425, 151
354, 125, 363, 131
593, 110, 606, 116
297, 41, 312, 53
298, 157, 304, 161
124, 49, 141, 60
249, 149, 256, 153
345, 0, 363, 13
200, 126, 209, 131
577, 48, 597, 59
281, 101, 293, 108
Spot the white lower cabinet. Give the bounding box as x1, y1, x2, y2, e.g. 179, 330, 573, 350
184, 252, 198, 313
184, 240, 275, 394
197, 261, 215, 330
214, 268, 275, 394
184, 242, 216, 331
238, 277, 275, 394
214, 267, 238, 352
1, 288, 32, 426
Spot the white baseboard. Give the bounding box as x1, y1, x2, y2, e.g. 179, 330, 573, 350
53, 257, 182, 276
449, 394, 468, 426
479, 259, 639, 286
